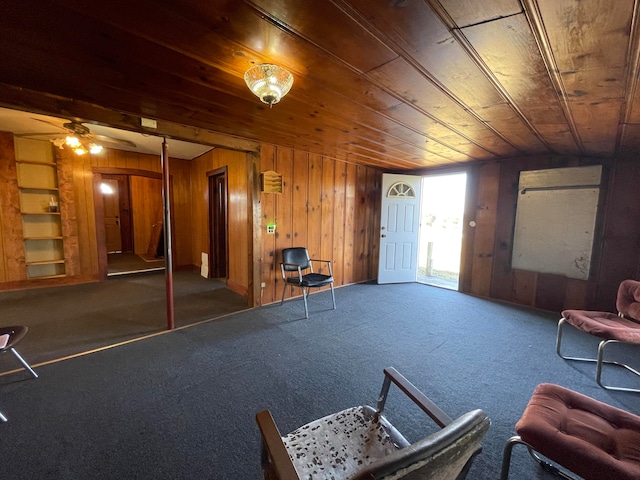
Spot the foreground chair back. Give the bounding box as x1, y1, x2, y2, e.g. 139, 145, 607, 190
256, 367, 490, 479
501, 383, 640, 480
280, 247, 336, 318
557, 279, 640, 392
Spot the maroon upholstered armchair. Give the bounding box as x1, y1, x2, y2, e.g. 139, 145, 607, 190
501, 383, 640, 480
1, 325, 38, 423
557, 279, 640, 392
0, 326, 37, 379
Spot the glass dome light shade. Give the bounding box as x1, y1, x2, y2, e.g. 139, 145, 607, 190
244, 64, 294, 107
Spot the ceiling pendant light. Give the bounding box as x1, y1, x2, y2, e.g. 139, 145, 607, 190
244, 64, 294, 107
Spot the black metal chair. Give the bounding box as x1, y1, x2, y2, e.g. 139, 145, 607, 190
256, 367, 490, 479
280, 247, 336, 318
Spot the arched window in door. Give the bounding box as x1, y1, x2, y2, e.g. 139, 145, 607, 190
387, 181, 416, 198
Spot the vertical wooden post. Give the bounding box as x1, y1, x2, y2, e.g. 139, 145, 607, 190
161, 139, 175, 330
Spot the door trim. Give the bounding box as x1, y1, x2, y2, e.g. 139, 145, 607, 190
207, 166, 228, 279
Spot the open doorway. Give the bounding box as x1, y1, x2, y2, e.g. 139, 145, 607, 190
98, 172, 166, 276
417, 173, 467, 289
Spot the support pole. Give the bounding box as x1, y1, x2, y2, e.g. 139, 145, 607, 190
161, 139, 175, 330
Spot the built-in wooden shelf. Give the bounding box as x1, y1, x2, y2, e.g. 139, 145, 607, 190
14, 137, 66, 279
26, 259, 65, 266
19, 186, 59, 191
21, 212, 61, 216
23, 236, 64, 241
13, 159, 56, 166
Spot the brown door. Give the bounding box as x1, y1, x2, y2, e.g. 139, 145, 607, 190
208, 168, 228, 278
101, 174, 133, 253
102, 178, 122, 253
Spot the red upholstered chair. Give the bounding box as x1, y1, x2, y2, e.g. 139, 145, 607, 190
0, 326, 37, 423
501, 383, 640, 480
557, 279, 640, 392
0, 326, 38, 379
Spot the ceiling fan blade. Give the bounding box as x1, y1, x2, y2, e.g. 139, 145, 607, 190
29, 117, 68, 131
14, 132, 64, 137
90, 134, 137, 148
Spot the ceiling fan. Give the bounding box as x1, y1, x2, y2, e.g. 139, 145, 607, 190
18, 118, 137, 155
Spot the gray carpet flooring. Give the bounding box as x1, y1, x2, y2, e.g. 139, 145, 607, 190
1, 281, 639, 479
0, 270, 248, 369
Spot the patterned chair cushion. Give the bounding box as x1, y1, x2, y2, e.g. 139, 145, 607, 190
282, 405, 405, 479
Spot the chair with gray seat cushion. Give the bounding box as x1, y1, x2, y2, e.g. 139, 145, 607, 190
280, 247, 336, 318
557, 279, 640, 392
256, 367, 490, 479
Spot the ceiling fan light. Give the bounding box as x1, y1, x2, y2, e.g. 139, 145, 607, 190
244, 64, 293, 107
65, 135, 81, 148
89, 143, 103, 154
73, 146, 87, 155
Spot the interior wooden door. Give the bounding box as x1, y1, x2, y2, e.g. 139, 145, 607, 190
208, 168, 228, 279
101, 174, 132, 253
102, 178, 122, 253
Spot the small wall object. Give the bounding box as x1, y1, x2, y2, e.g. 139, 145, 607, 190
260, 170, 283, 194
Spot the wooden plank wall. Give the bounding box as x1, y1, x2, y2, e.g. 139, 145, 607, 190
187, 148, 250, 297
167, 158, 192, 269
130, 176, 162, 255
0, 132, 26, 282
259, 144, 382, 306
462, 154, 640, 313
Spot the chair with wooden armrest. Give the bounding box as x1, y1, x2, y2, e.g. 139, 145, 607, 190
280, 247, 336, 319
557, 279, 640, 392
256, 367, 490, 479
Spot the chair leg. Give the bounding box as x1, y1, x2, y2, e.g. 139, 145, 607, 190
302, 287, 309, 319
10, 348, 38, 378
329, 283, 336, 310
596, 340, 640, 393
281, 282, 288, 305
557, 319, 640, 393
0, 410, 7, 422
500, 436, 520, 480
501, 436, 576, 480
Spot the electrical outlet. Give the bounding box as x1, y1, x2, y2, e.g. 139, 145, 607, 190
261, 282, 266, 288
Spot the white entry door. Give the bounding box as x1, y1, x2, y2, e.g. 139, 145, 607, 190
377, 174, 422, 284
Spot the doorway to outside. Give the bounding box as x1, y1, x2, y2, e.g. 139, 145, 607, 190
417, 173, 467, 290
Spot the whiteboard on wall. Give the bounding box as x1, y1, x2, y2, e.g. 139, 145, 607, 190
511, 165, 602, 280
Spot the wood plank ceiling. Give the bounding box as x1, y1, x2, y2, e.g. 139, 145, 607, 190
1, 0, 639, 170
